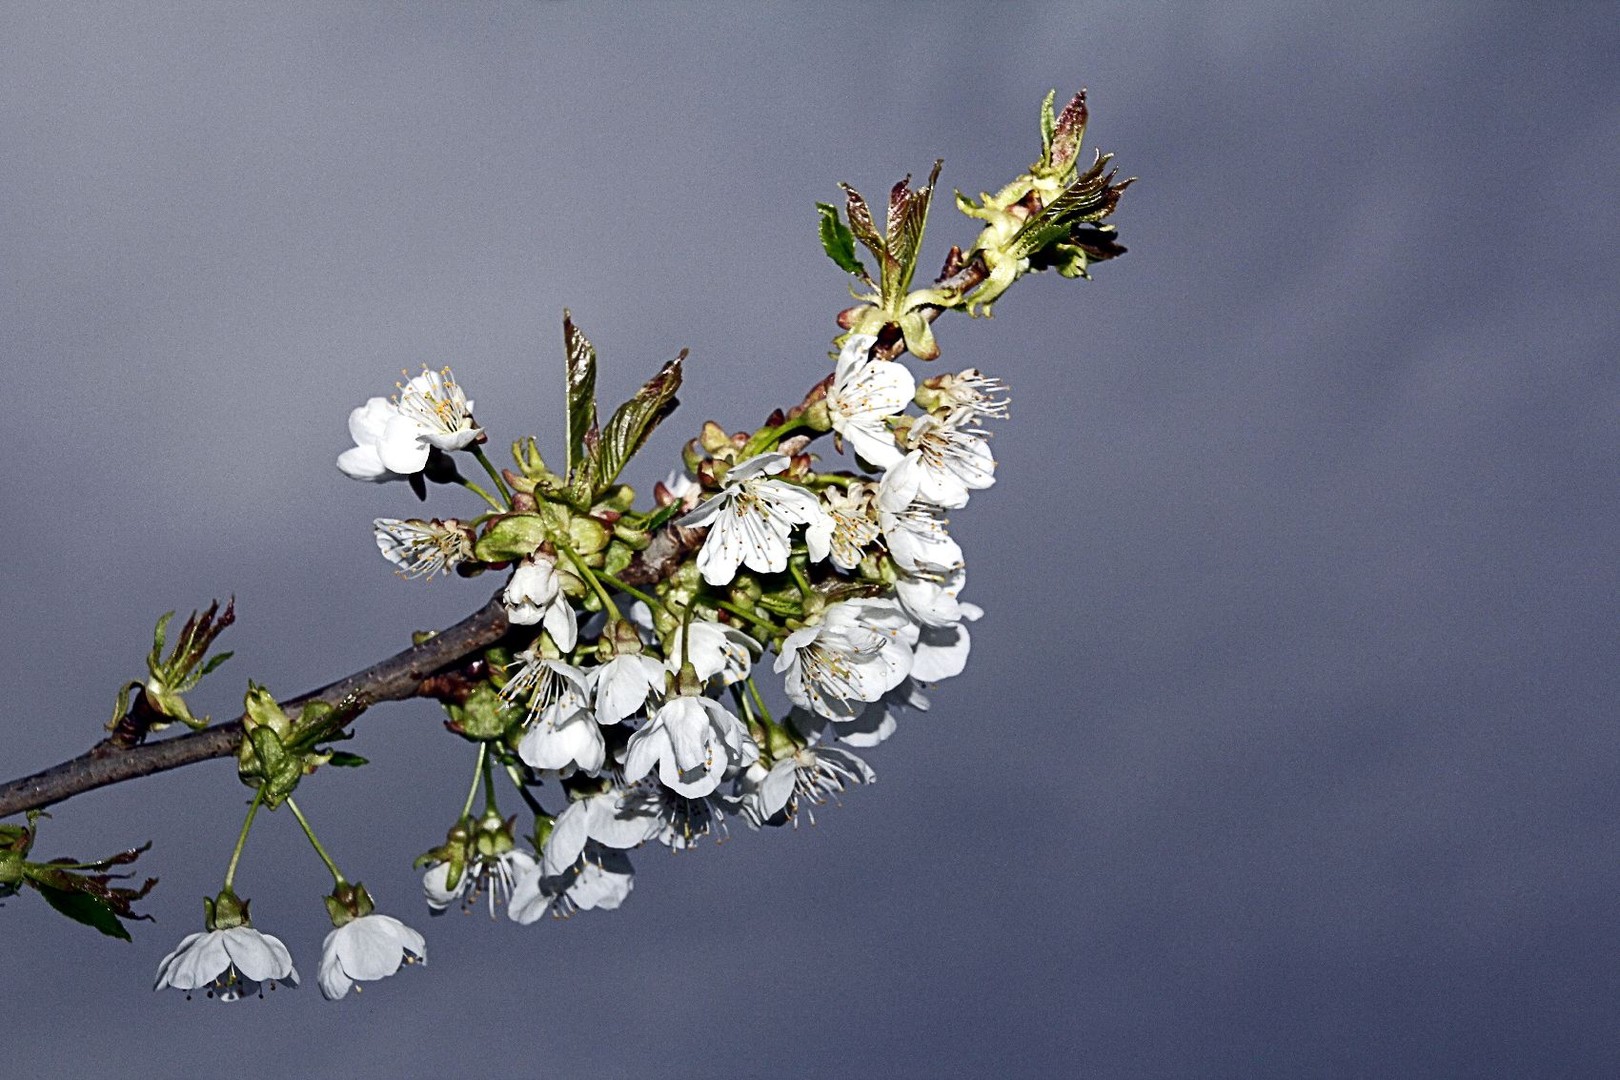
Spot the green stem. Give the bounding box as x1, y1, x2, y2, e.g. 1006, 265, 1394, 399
471, 445, 514, 506
788, 559, 814, 597
456, 476, 506, 513
459, 742, 489, 820
745, 675, 776, 726
285, 797, 347, 887
482, 751, 499, 814
222, 788, 264, 892
503, 764, 548, 818
594, 570, 667, 615
558, 541, 620, 619
712, 597, 780, 638
741, 415, 813, 459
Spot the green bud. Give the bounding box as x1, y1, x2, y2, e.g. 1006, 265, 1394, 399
474, 513, 550, 563
567, 515, 610, 557
444, 683, 518, 741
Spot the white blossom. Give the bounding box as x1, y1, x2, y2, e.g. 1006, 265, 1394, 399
894, 566, 968, 628
825, 333, 913, 469
372, 518, 471, 579
393, 366, 480, 453
666, 620, 759, 687
623, 694, 758, 799
877, 469, 964, 574
910, 602, 981, 683
336, 397, 411, 482
925, 368, 1010, 425
153, 926, 298, 1001
508, 844, 635, 924
805, 483, 881, 571
774, 598, 916, 721
589, 653, 667, 726
317, 914, 425, 1000
614, 782, 729, 851
730, 745, 875, 828
514, 661, 603, 773
885, 411, 995, 509
421, 849, 537, 917
680, 453, 830, 586
502, 555, 578, 651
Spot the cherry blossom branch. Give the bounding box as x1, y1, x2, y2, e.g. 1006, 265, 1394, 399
0, 592, 509, 820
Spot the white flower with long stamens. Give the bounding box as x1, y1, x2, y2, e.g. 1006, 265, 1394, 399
680, 453, 831, 587
623, 694, 757, 799
667, 620, 759, 687
877, 469, 964, 573
791, 678, 931, 748
538, 793, 660, 878
774, 598, 916, 721
514, 661, 603, 773
502, 554, 578, 651
372, 518, 471, 580
730, 745, 875, 829
153, 925, 299, 1001
825, 333, 913, 469
393, 366, 480, 453
885, 411, 995, 509
806, 483, 881, 571
922, 368, 1010, 426
422, 848, 536, 917
317, 913, 425, 1000
589, 653, 667, 726
614, 782, 729, 851
895, 566, 967, 628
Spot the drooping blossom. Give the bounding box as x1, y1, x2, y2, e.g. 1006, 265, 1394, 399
508, 844, 635, 924
502, 554, 578, 651
512, 661, 602, 773
730, 744, 875, 828
317, 913, 425, 1000
154, 925, 298, 1001
666, 620, 759, 687
623, 693, 758, 799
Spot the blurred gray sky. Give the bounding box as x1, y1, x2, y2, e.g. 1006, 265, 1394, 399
2, 4, 1616, 1077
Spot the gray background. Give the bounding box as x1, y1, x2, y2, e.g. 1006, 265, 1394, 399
2, 4, 1616, 1077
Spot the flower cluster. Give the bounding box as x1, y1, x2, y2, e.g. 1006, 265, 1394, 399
320, 324, 1008, 938
129, 91, 1126, 1001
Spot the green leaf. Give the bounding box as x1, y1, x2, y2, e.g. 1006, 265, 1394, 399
816, 202, 869, 281
593, 352, 685, 492
561, 311, 599, 485
326, 751, 369, 768
35, 884, 132, 941
473, 513, 550, 563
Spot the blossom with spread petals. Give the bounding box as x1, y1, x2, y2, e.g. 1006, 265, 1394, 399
877, 470, 964, 573
825, 334, 913, 469
680, 453, 830, 586
589, 653, 667, 726
335, 367, 480, 482
667, 620, 759, 687
512, 661, 603, 773
774, 598, 916, 721
806, 483, 881, 570
373, 518, 472, 579
393, 366, 480, 453
730, 745, 875, 828
885, 412, 995, 509
153, 925, 298, 1001
317, 913, 425, 1000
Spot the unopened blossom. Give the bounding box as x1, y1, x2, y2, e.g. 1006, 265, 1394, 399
513, 661, 603, 773
153, 926, 299, 1001
502, 554, 578, 651
680, 453, 830, 586
730, 745, 875, 828
806, 483, 881, 571
589, 653, 667, 726
774, 598, 916, 721
667, 620, 759, 687
373, 518, 471, 579
825, 333, 913, 469
317, 913, 425, 1001
393, 366, 480, 453
885, 411, 996, 509
623, 693, 758, 799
